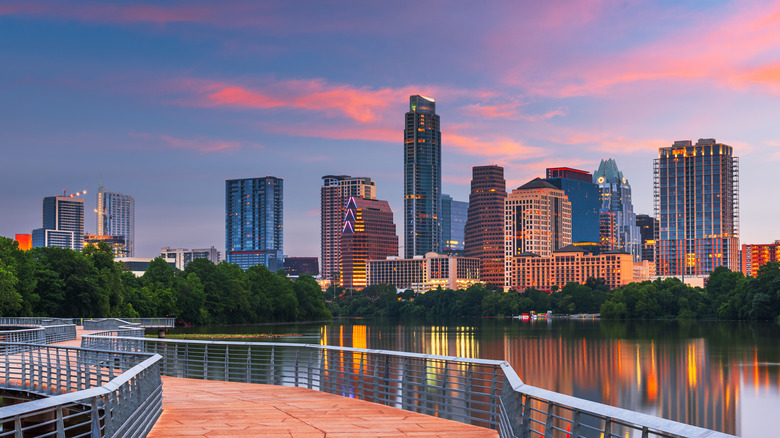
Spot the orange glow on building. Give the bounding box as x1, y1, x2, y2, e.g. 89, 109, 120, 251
14, 234, 32, 250
741, 241, 780, 277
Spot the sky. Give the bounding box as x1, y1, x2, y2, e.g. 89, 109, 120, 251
2, 0, 780, 259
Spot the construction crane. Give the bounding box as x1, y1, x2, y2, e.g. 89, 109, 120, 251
62, 189, 88, 198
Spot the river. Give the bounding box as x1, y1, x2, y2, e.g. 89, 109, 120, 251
170, 318, 780, 437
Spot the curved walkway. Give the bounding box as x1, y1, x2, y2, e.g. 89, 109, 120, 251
59, 328, 497, 438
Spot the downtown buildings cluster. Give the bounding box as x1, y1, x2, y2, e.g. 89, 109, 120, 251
15, 95, 780, 290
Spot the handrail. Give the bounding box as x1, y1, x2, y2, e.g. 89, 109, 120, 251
0, 343, 163, 438
82, 330, 735, 438
83, 317, 175, 328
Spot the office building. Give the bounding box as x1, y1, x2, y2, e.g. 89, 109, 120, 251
340, 197, 398, 289
594, 159, 641, 261
441, 194, 468, 255
84, 234, 127, 257
97, 183, 135, 257
367, 253, 480, 293
321, 175, 376, 281
117, 257, 176, 277
161, 246, 220, 271
32, 195, 85, 250
404, 95, 441, 258
545, 167, 599, 244
283, 257, 320, 277
225, 176, 284, 271
509, 245, 643, 292
654, 139, 739, 276
504, 178, 572, 288
740, 241, 780, 277
636, 214, 657, 264
464, 165, 507, 287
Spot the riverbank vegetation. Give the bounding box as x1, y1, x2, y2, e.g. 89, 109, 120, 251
0, 237, 330, 324
329, 263, 780, 321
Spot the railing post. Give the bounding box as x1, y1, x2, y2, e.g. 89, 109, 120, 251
56, 406, 65, 438
489, 366, 500, 428
571, 409, 581, 438
543, 401, 555, 438
90, 397, 101, 437
603, 417, 612, 438
270, 346, 276, 385
440, 363, 449, 419
357, 352, 365, 400
521, 395, 532, 437
294, 348, 300, 387
224, 345, 229, 381
307, 349, 314, 390
246, 346, 252, 383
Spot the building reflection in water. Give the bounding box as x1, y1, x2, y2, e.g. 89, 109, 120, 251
319, 321, 779, 436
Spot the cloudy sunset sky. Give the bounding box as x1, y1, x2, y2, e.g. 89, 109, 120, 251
2, 0, 779, 258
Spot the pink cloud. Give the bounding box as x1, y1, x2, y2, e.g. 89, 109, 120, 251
446, 131, 547, 159
130, 133, 258, 154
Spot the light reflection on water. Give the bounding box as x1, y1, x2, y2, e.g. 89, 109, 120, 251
171, 319, 780, 436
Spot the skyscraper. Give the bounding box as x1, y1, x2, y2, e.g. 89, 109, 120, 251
545, 167, 599, 244
321, 175, 376, 281
440, 194, 468, 255
504, 178, 572, 288
464, 165, 507, 287
225, 176, 284, 271
635, 214, 657, 263
340, 196, 398, 289
404, 95, 441, 258
32, 195, 85, 250
594, 159, 641, 261
97, 183, 135, 257
654, 139, 739, 276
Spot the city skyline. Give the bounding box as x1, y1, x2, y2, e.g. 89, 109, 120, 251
3, 1, 780, 258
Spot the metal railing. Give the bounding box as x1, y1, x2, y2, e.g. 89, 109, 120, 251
0, 325, 77, 351
82, 331, 734, 438
0, 317, 75, 327
82, 318, 175, 329
0, 343, 163, 437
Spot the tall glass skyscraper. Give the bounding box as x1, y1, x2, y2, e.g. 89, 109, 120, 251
545, 167, 599, 244
32, 195, 85, 250
404, 95, 441, 258
441, 194, 468, 255
654, 139, 739, 276
464, 165, 507, 287
225, 176, 284, 271
594, 158, 641, 261
97, 182, 135, 257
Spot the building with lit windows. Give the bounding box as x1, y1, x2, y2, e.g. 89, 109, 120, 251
367, 252, 480, 293
161, 246, 220, 270
440, 194, 467, 255
283, 257, 320, 277
321, 175, 376, 281
636, 214, 657, 264
508, 245, 643, 292
84, 234, 127, 257
225, 176, 283, 271
545, 167, 599, 244
32, 195, 85, 250
504, 178, 571, 288
340, 197, 398, 289
464, 165, 507, 287
594, 158, 641, 261
97, 183, 135, 257
404, 95, 441, 258
741, 241, 780, 277
654, 139, 739, 276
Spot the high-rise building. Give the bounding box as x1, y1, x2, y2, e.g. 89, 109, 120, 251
504, 178, 572, 288
464, 165, 507, 287
636, 214, 657, 263
14, 234, 32, 251
161, 246, 220, 270
340, 196, 398, 290
32, 195, 85, 250
367, 253, 480, 293
225, 176, 284, 271
741, 241, 780, 277
440, 194, 468, 255
545, 167, 599, 244
654, 139, 739, 276
321, 175, 376, 281
97, 183, 135, 257
594, 159, 641, 261
404, 95, 441, 258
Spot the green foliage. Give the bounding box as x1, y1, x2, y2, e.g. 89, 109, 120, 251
0, 235, 331, 324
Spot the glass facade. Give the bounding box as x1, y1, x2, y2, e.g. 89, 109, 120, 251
593, 159, 641, 261
225, 177, 284, 271
440, 194, 468, 254
33, 196, 84, 250
97, 184, 135, 257
654, 139, 739, 276
545, 168, 599, 244
404, 95, 441, 258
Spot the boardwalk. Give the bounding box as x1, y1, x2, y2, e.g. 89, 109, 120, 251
60, 328, 497, 438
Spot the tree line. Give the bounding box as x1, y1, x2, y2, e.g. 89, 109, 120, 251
328, 263, 780, 322
0, 236, 330, 324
